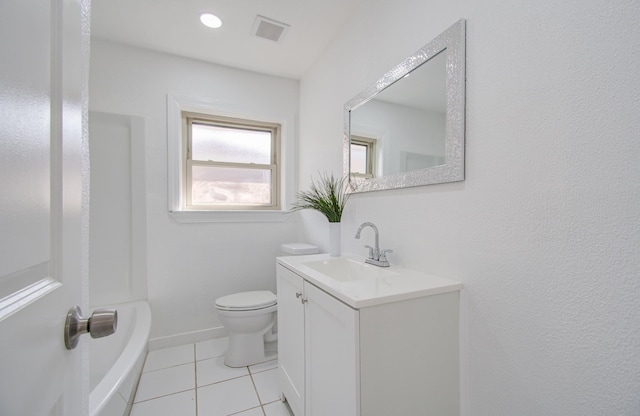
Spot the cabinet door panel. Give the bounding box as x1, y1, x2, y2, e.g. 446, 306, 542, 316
304, 283, 359, 416
276, 265, 305, 416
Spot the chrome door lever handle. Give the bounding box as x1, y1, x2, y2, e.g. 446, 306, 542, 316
64, 306, 118, 350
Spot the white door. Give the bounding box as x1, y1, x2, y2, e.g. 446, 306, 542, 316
304, 283, 359, 416
0, 0, 90, 415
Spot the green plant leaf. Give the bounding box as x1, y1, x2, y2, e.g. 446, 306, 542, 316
291, 172, 350, 222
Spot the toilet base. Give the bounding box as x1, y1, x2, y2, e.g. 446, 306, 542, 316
224, 333, 277, 367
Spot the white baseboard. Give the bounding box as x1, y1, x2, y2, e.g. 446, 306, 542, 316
147, 326, 229, 351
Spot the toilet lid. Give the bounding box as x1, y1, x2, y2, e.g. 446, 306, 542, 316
215, 291, 277, 311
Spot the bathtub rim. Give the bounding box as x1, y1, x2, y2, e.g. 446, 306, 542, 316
89, 300, 151, 416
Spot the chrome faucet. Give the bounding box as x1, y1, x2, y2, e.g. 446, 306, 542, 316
354, 222, 393, 267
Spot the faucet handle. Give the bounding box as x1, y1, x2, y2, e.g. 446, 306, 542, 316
364, 245, 375, 259
379, 249, 393, 262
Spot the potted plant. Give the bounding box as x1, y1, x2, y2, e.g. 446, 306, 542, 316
291, 173, 350, 256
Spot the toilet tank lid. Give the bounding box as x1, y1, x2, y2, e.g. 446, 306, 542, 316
281, 243, 319, 255
215, 291, 276, 310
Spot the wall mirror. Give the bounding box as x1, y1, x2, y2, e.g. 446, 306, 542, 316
343, 19, 465, 193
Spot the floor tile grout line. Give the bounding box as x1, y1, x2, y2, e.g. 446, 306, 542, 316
130, 349, 151, 405
133, 388, 196, 405
196, 355, 225, 363
226, 405, 264, 416
247, 368, 268, 416
195, 342, 227, 361
197, 372, 253, 389
142, 361, 195, 374
194, 343, 199, 416
248, 362, 278, 375
194, 337, 229, 362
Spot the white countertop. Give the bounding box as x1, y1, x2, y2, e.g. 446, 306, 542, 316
277, 253, 462, 309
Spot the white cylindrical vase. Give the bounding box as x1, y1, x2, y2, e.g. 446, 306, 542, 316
328, 222, 341, 257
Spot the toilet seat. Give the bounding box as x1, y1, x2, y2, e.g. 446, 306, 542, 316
215, 290, 277, 311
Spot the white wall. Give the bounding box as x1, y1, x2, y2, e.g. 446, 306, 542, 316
89, 40, 299, 342
88, 111, 147, 306
299, 1, 640, 415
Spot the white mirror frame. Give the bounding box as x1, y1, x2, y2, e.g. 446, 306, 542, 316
343, 19, 466, 193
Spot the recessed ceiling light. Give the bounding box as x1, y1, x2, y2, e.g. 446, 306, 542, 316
200, 13, 222, 29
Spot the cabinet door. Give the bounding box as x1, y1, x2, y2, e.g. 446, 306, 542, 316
276, 265, 305, 416
305, 282, 359, 416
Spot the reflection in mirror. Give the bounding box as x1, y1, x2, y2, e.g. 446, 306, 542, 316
350, 51, 446, 177
344, 19, 465, 193
350, 135, 376, 178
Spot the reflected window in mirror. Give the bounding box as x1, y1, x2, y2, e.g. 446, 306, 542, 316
350, 136, 377, 179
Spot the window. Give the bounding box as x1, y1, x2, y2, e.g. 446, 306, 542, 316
350, 135, 376, 179
167, 95, 295, 222
183, 112, 280, 210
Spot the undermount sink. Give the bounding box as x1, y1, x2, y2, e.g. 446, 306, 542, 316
301, 257, 397, 282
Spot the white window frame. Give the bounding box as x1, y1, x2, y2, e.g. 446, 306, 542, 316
167, 95, 295, 223
350, 135, 377, 179
183, 112, 281, 210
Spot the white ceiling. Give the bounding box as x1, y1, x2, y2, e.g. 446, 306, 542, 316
91, 0, 363, 79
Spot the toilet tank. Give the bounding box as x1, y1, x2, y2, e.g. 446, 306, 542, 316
280, 243, 319, 255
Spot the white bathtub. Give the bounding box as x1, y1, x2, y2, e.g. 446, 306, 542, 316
89, 301, 151, 416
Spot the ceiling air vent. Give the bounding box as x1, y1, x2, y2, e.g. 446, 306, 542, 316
251, 15, 290, 43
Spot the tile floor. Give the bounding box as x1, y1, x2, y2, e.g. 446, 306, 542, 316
130, 338, 293, 416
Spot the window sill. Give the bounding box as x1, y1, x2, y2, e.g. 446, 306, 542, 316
169, 210, 292, 223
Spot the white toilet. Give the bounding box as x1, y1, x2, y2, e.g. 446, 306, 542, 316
215, 243, 319, 367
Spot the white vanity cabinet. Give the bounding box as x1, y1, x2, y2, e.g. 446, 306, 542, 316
277, 264, 359, 416
276, 257, 461, 416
